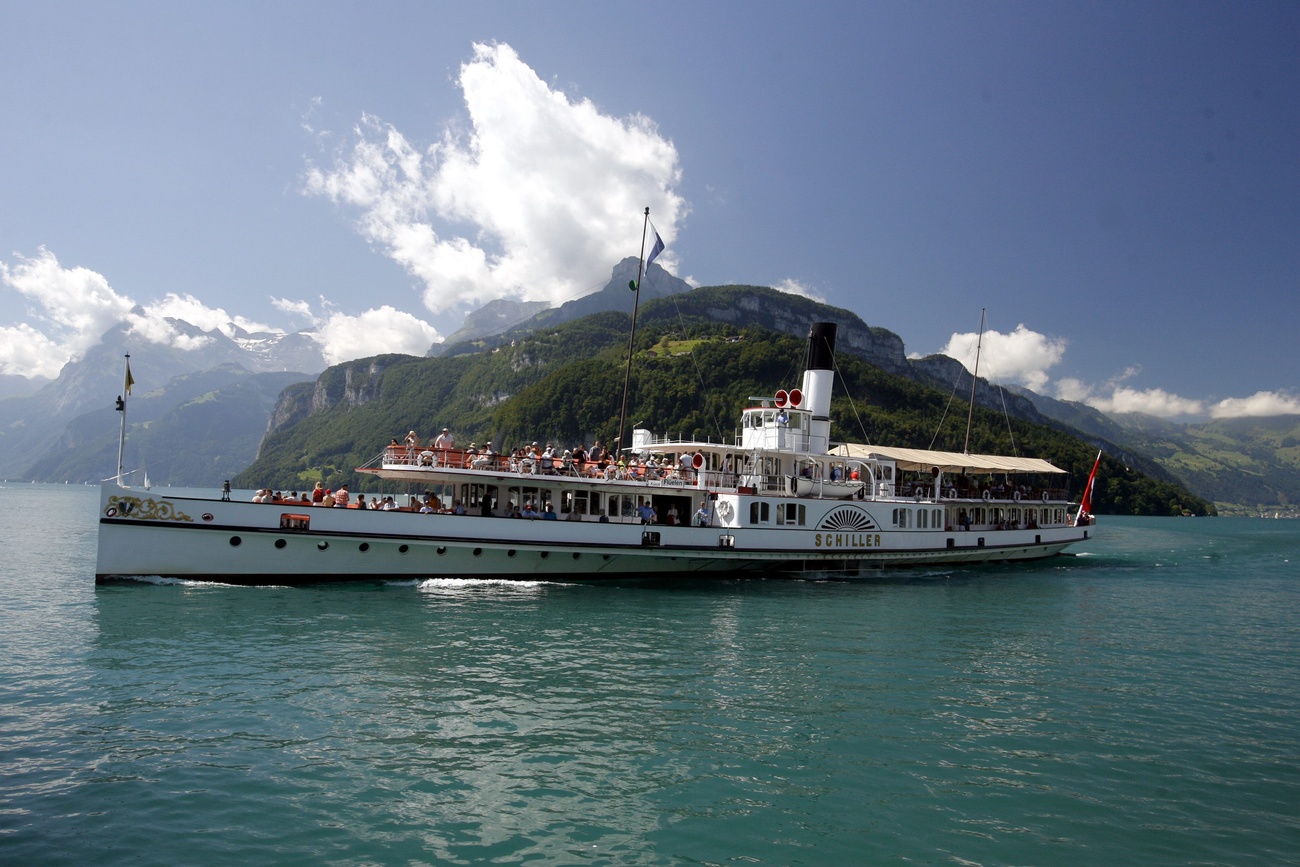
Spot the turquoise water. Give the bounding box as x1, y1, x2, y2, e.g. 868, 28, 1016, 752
2, 485, 1298, 865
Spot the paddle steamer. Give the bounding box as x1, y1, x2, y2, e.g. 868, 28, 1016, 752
95, 323, 1093, 583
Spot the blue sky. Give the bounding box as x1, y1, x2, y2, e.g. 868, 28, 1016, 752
1, 1, 1296, 420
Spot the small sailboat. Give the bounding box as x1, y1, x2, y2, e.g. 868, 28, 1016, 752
143, 469, 152, 491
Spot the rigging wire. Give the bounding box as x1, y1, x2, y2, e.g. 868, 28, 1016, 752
830, 352, 873, 448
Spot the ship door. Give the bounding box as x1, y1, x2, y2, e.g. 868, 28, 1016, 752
653, 494, 692, 527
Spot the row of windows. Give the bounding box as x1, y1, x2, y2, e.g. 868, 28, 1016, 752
748, 502, 808, 526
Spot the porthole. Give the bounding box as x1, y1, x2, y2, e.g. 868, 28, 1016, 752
201, 513, 214, 522
437, 546, 447, 555
572, 552, 581, 560
507, 549, 517, 558
317, 541, 329, 551
398, 544, 409, 554
274, 539, 286, 549
358, 542, 369, 552
540, 551, 550, 559
229, 536, 242, 546
602, 554, 611, 561
473, 548, 483, 557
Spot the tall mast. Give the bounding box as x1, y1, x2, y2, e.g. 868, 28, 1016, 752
615, 207, 651, 454
115, 354, 132, 486
963, 309, 985, 455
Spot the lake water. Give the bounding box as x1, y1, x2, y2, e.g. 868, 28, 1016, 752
2, 484, 1298, 865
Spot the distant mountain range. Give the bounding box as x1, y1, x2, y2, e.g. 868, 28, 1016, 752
1009, 386, 1299, 516
2, 265, 1295, 514
0, 318, 325, 484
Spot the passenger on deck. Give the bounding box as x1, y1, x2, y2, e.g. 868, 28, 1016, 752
433, 428, 454, 453
637, 502, 656, 524
589, 441, 606, 464
463, 443, 479, 467
312, 482, 325, 504
542, 502, 558, 520
694, 504, 711, 526
333, 485, 350, 507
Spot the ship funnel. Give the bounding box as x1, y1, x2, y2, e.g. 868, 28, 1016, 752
801, 322, 837, 453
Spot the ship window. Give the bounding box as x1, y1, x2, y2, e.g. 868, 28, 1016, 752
918, 509, 928, 529
892, 508, 911, 529
749, 502, 771, 524
777, 503, 806, 526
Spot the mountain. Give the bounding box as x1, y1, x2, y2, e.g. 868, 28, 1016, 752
434, 258, 692, 357
235, 285, 1212, 517
25, 368, 310, 486
0, 318, 324, 481
1011, 387, 1300, 514
429, 298, 551, 355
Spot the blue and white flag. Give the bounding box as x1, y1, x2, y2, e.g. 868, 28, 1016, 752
646, 231, 665, 269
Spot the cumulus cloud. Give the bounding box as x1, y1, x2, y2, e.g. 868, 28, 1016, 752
1087, 386, 1206, 418
304, 41, 687, 315
1053, 369, 1207, 419
1210, 391, 1300, 418
309, 306, 441, 365
0, 248, 290, 378
773, 278, 826, 303
0, 248, 134, 377
936, 324, 1067, 392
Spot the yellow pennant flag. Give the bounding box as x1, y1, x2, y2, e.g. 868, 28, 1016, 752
124, 360, 135, 395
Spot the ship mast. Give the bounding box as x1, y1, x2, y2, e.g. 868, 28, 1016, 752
962, 309, 985, 455
115, 354, 133, 486
615, 207, 652, 454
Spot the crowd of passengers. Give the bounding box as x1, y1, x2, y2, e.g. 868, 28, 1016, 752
386, 429, 717, 481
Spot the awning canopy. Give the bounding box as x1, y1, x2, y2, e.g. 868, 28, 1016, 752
831, 444, 1066, 475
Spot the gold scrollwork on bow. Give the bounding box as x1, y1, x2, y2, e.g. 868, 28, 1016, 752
106, 495, 194, 523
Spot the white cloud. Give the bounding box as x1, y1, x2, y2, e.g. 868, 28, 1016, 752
1210, 391, 1300, 418
1052, 373, 1207, 419
0, 248, 134, 378
0, 249, 292, 378
304, 41, 687, 315
937, 324, 1067, 392
1087, 386, 1206, 418
773, 278, 826, 303
309, 306, 441, 366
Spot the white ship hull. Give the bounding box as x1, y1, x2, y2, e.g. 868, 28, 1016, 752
95, 483, 1091, 584
95, 321, 1095, 584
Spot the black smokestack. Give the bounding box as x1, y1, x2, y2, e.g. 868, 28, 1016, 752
805, 322, 837, 372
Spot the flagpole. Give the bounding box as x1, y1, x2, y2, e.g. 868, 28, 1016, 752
615, 207, 651, 456
963, 308, 985, 455
115, 354, 131, 487
1075, 449, 1101, 526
